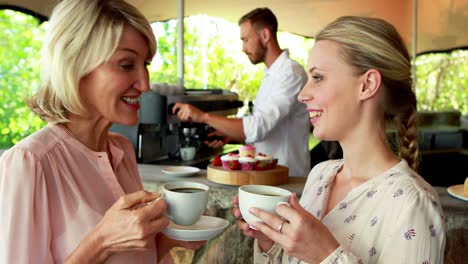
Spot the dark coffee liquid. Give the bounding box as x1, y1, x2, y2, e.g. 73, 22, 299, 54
171, 187, 205, 193
254, 192, 281, 196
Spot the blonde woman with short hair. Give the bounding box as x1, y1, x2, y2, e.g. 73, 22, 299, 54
0, 0, 202, 262
233, 16, 446, 263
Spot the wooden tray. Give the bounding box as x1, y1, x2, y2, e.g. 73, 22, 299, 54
206, 164, 289, 186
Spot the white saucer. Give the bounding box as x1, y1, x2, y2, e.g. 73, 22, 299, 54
447, 184, 468, 202
161, 166, 200, 177
163, 216, 230, 241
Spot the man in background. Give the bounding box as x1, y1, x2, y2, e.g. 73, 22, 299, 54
173, 7, 310, 176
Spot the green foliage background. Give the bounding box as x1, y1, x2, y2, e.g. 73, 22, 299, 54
415, 51, 467, 113
0, 10, 46, 148
0, 10, 467, 149
150, 16, 313, 105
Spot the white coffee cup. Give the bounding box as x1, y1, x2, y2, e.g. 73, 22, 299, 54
162, 181, 209, 226
238, 185, 291, 228
180, 146, 196, 161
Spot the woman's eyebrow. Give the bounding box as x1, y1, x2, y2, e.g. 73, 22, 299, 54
308, 66, 317, 74
117, 47, 138, 55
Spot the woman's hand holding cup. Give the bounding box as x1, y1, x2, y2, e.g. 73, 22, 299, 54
246, 193, 340, 263
232, 193, 277, 252
235, 185, 293, 252
85, 190, 169, 260
238, 185, 291, 229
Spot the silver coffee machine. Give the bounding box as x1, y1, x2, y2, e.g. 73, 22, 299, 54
111, 87, 243, 164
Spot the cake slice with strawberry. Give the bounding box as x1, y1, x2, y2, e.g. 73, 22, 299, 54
220, 152, 240, 170
238, 155, 256, 170
212, 155, 222, 166
239, 144, 256, 157
255, 152, 273, 171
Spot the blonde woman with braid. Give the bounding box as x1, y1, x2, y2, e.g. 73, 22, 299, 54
233, 16, 446, 263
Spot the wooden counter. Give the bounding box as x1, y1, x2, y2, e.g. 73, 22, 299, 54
139, 164, 307, 194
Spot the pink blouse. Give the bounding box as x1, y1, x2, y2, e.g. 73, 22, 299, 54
0, 124, 157, 263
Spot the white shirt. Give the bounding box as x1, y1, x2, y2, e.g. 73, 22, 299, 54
243, 50, 310, 176
254, 159, 446, 263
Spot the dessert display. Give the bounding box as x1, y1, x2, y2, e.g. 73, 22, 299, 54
255, 153, 273, 171
220, 153, 239, 170
212, 155, 222, 166
214, 145, 278, 171
239, 144, 256, 157
207, 144, 288, 186
238, 156, 256, 170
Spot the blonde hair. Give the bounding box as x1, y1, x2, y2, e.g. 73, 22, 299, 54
316, 16, 419, 171
27, 0, 156, 123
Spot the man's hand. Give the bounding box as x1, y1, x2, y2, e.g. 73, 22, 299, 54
204, 130, 230, 149
172, 103, 206, 123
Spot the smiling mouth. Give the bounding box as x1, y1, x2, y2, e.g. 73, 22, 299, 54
120, 96, 140, 104
309, 111, 322, 118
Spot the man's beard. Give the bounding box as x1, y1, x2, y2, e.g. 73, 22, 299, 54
248, 42, 267, 65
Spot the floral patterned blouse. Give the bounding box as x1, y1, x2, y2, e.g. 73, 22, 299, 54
254, 159, 446, 264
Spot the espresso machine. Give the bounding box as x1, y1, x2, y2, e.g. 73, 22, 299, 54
110, 86, 243, 164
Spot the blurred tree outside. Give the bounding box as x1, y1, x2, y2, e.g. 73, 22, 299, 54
0, 10, 46, 149
415, 51, 468, 114
150, 15, 313, 115
0, 10, 467, 149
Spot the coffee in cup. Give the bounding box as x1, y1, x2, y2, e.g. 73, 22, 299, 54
238, 185, 291, 228
162, 181, 209, 226
170, 187, 205, 193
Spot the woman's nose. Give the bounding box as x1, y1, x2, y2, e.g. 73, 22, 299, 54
133, 69, 150, 92
297, 80, 313, 103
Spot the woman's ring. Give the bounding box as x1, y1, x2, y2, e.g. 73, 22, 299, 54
278, 221, 285, 233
